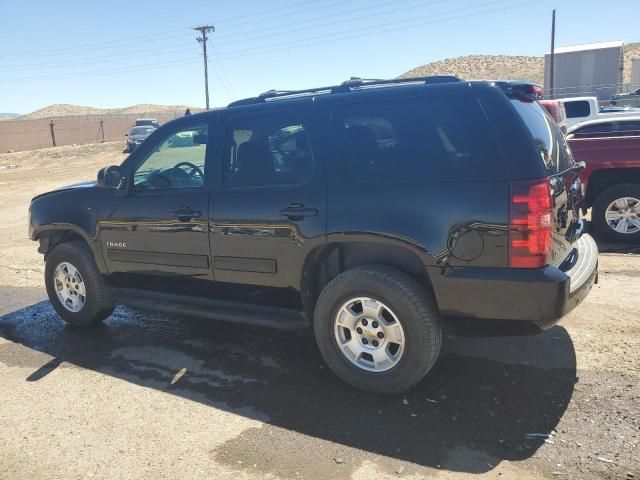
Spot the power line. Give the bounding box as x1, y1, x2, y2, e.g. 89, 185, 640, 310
0, 58, 202, 82
0, 29, 192, 60
5, 44, 198, 71
193, 25, 215, 110
209, 43, 237, 100
0, 0, 541, 83
0, 1, 370, 72
2, 0, 446, 71
2, 0, 489, 72
216, 0, 515, 57
211, 0, 354, 30
212, 0, 430, 42
0, 0, 353, 60
208, 0, 319, 25
212, 0, 543, 62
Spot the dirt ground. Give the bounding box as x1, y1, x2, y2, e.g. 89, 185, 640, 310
0, 142, 638, 479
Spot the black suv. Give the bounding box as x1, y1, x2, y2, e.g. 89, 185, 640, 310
29, 77, 598, 393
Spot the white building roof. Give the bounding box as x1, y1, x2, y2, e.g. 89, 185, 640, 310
549, 40, 624, 55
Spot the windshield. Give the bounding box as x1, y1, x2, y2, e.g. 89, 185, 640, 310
130, 127, 155, 136
511, 100, 574, 175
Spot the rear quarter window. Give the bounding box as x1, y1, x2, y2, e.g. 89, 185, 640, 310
564, 100, 591, 118
511, 100, 574, 174
332, 94, 502, 183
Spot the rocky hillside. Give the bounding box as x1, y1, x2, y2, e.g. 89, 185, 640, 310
400, 54, 544, 84
20, 103, 198, 120
623, 42, 640, 83
401, 42, 640, 85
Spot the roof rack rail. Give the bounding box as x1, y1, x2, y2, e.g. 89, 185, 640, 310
227, 75, 462, 107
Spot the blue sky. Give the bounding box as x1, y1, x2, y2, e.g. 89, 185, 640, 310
0, 0, 638, 114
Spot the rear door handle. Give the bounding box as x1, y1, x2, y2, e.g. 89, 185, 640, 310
279, 203, 318, 220
172, 206, 201, 221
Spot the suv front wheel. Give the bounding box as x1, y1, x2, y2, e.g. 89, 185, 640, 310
45, 241, 115, 327
314, 265, 442, 394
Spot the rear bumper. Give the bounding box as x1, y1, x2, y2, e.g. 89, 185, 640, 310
434, 234, 598, 330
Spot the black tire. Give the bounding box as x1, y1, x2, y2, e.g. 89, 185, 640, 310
45, 241, 115, 327
591, 183, 640, 242
313, 265, 442, 394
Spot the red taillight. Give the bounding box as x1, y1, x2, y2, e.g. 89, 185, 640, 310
509, 178, 552, 268
531, 85, 544, 99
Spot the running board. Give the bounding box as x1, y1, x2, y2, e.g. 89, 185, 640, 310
116, 288, 310, 330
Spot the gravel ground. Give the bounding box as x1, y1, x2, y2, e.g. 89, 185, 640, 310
0, 142, 638, 480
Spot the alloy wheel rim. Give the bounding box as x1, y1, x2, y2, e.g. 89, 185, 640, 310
53, 262, 86, 312
334, 297, 405, 372
605, 197, 640, 234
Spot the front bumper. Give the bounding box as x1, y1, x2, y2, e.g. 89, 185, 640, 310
433, 234, 598, 330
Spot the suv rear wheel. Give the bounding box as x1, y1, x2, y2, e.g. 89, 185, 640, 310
45, 241, 115, 327
313, 265, 442, 394
591, 184, 640, 242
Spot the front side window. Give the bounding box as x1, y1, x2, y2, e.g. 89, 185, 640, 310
133, 123, 208, 190
223, 113, 313, 187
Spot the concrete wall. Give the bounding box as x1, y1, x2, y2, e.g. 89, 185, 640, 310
0, 113, 183, 153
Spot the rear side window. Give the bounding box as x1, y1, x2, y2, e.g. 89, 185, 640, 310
511, 100, 574, 174
223, 112, 313, 187
617, 121, 640, 133
564, 100, 590, 118
333, 94, 501, 183
572, 120, 640, 138
572, 122, 614, 137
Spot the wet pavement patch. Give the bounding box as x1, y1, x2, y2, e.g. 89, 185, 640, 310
0, 299, 579, 475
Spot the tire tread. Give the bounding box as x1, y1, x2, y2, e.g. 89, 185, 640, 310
314, 264, 442, 394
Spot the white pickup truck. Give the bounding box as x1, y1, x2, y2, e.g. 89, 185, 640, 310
557, 96, 637, 129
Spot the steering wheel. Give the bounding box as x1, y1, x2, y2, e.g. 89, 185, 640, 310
174, 161, 204, 180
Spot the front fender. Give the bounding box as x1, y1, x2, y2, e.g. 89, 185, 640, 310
29, 187, 115, 273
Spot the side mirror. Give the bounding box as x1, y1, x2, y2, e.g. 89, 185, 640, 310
124, 133, 129, 136
97, 165, 123, 189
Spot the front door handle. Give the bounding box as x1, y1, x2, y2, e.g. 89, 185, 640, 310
279, 203, 318, 220
172, 206, 201, 221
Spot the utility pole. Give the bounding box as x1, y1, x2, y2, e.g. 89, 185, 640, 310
193, 25, 215, 110
549, 9, 556, 99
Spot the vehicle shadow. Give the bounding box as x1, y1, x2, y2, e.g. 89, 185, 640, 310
0, 300, 577, 474
585, 221, 640, 254
594, 239, 640, 254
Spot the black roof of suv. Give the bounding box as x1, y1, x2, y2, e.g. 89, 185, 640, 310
29, 75, 598, 394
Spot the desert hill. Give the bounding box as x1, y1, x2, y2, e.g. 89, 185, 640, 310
401, 42, 640, 85
20, 103, 198, 120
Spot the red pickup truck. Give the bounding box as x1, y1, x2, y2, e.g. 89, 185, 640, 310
567, 134, 640, 241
